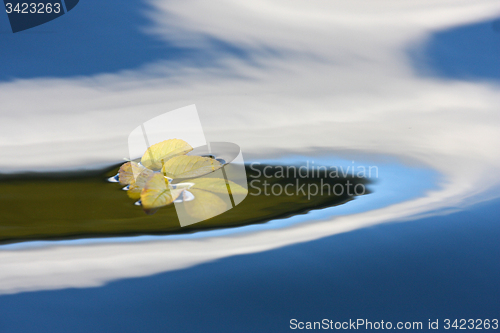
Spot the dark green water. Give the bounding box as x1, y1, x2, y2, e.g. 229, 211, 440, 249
0, 164, 370, 244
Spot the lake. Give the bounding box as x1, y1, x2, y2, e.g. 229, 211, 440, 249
1, 0, 499, 332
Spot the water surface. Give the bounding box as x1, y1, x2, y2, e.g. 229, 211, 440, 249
1, 196, 498, 333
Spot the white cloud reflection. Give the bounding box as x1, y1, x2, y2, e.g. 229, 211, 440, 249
0, 0, 500, 294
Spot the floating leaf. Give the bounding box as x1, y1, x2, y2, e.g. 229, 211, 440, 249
141, 139, 193, 171
162, 155, 222, 179
140, 173, 184, 210
184, 189, 227, 220
118, 161, 148, 186
190, 178, 247, 195
127, 169, 155, 200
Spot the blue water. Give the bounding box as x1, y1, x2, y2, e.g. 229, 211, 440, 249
1, 4, 499, 331
0, 0, 257, 81
1, 197, 498, 333
3, 2, 498, 83
410, 17, 500, 82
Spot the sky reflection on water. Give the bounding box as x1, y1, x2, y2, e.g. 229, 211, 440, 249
0, 2, 499, 326
410, 17, 500, 82
1, 196, 498, 333
0, 0, 246, 80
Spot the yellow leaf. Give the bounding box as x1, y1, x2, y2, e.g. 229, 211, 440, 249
126, 169, 155, 200
141, 139, 193, 171
140, 173, 183, 209
190, 178, 247, 195
184, 189, 227, 220
162, 155, 222, 179
118, 161, 149, 186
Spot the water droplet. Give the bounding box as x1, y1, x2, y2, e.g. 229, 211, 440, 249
107, 174, 120, 183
